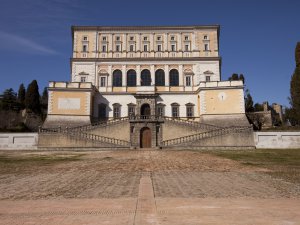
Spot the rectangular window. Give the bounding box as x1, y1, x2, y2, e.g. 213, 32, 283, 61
130, 36, 134, 41
116, 45, 121, 52
185, 44, 189, 51
116, 36, 120, 41
186, 76, 191, 86
113, 106, 120, 118
186, 106, 194, 117
102, 45, 107, 52
206, 76, 211, 82
144, 36, 148, 41
172, 106, 179, 117
82, 44, 87, 52
130, 44, 134, 52
128, 106, 135, 117
157, 107, 164, 116
204, 43, 209, 51
184, 36, 189, 41
171, 36, 175, 41
157, 44, 162, 52
157, 36, 161, 41
102, 36, 107, 41
171, 44, 176, 51
100, 77, 106, 87
80, 77, 86, 82
144, 44, 148, 52
83, 36, 88, 41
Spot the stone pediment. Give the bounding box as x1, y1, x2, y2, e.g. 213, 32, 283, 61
78, 71, 89, 75
98, 69, 108, 75
184, 69, 194, 75
203, 70, 214, 74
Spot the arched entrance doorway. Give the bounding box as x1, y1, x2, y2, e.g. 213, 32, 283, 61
141, 103, 150, 119
140, 127, 151, 148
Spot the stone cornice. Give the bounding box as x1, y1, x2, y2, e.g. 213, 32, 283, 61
70, 57, 221, 63
72, 25, 220, 33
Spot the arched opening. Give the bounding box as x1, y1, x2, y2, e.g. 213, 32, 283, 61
141, 69, 151, 86
169, 69, 179, 86
141, 103, 151, 118
140, 127, 151, 148
127, 69, 136, 87
155, 69, 165, 86
112, 69, 122, 87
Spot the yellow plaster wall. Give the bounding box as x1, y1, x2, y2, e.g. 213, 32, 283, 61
127, 87, 137, 93
74, 31, 96, 58
170, 87, 180, 92
50, 91, 89, 115
203, 89, 243, 114
156, 86, 168, 92
112, 87, 124, 92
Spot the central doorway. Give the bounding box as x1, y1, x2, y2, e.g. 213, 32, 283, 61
140, 127, 151, 148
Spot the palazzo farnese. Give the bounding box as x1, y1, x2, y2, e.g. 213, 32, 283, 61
40, 25, 254, 149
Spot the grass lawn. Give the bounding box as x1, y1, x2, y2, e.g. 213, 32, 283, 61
0, 152, 84, 174
211, 149, 300, 184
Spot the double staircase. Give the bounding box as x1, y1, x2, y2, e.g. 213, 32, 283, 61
39, 116, 253, 148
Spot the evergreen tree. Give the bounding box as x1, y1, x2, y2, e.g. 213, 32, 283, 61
228, 73, 239, 81
289, 42, 300, 125
25, 80, 41, 114
17, 83, 26, 109
239, 74, 245, 84
245, 89, 254, 112
1, 88, 18, 111
254, 103, 264, 112
41, 87, 48, 110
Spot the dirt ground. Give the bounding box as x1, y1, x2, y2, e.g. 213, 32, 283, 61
0, 150, 299, 224
0, 150, 299, 200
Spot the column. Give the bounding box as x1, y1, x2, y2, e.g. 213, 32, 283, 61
150, 33, 153, 52
178, 32, 182, 51
150, 64, 155, 86
192, 32, 196, 51
107, 65, 113, 92
123, 33, 127, 57
137, 33, 141, 52
164, 65, 169, 86
122, 65, 126, 86
136, 65, 141, 86
179, 64, 183, 86
108, 65, 112, 87
164, 33, 169, 52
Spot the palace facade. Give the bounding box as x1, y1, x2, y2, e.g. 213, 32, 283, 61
42, 25, 253, 149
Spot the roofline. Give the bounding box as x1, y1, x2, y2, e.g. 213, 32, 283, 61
71, 25, 220, 32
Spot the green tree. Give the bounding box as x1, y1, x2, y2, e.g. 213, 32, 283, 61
1, 88, 18, 111
228, 73, 239, 81
254, 103, 264, 111
17, 83, 26, 109
289, 42, 300, 125
245, 89, 254, 112
239, 74, 245, 84
25, 80, 41, 114
41, 87, 48, 110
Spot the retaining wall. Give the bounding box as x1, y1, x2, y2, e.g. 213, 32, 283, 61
0, 133, 38, 150
255, 132, 300, 149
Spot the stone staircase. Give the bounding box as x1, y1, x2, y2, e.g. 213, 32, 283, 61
39, 118, 130, 148
163, 117, 220, 130
65, 117, 129, 133
162, 125, 253, 147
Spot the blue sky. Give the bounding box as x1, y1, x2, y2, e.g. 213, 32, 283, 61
0, 0, 299, 107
